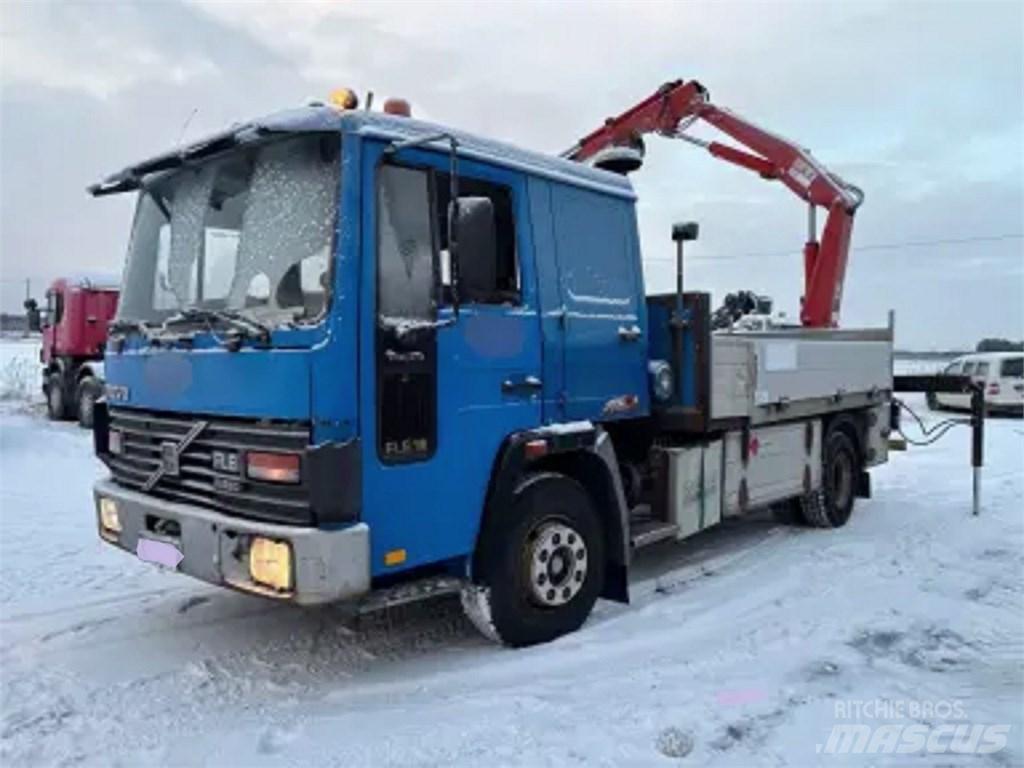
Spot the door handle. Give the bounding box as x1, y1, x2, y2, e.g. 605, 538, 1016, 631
618, 324, 643, 342
502, 375, 543, 393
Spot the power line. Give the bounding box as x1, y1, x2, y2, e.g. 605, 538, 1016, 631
643, 232, 1024, 264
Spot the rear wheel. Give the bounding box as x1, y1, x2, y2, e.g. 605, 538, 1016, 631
46, 373, 70, 421
462, 472, 605, 647
76, 376, 101, 428
801, 427, 858, 528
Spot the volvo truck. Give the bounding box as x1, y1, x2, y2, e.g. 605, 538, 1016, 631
88, 83, 893, 646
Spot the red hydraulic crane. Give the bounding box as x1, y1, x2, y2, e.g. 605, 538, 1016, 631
565, 80, 864, 328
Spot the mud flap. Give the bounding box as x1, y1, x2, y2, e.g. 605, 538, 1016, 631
602, 561, 629, 603
855, 470, 871, 499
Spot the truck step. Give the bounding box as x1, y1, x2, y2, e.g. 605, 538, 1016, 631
356, 576, 464, 615
630, 520, 679, 549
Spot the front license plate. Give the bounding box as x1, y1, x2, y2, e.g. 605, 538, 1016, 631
137, 538, 184, 570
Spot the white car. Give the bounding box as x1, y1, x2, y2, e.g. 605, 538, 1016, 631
930, 352, 1024, 415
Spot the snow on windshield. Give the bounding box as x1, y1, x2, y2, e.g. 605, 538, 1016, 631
227, 138, 339, 311
167, 165, 216, 306
117, 134, 340, 327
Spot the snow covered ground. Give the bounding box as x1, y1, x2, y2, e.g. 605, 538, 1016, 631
0, 337, 42, 406
0, 342, 1021, 767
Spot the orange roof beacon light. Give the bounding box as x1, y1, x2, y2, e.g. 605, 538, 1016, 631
383, 97, 412, 117
328, 87, 359, 111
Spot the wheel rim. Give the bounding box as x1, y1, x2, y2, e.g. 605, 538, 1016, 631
830, 449, 853, 512
524, 520, 588, 608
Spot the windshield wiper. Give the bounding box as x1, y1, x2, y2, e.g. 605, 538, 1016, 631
163, 308, 271, 343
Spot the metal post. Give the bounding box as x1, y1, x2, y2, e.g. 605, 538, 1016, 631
669, 221, 698, 403
675, 237, 684, 317
971, 385, 984, 516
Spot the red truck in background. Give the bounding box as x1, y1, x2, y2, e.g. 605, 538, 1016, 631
40, 274, 119, 427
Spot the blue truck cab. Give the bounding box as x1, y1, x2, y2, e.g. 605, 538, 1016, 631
89, 104, 667, 646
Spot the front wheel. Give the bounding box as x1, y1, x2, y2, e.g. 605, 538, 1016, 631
76, 376, 101, 428
46, 373, 70, 421
462, 472, 605, 647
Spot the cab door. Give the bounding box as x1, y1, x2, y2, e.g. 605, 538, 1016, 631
360, 146, 542, 576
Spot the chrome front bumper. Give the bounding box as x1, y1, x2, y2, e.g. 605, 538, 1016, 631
93, 478, 370, 605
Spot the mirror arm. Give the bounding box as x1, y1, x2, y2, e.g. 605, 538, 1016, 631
447, 142, 461, 318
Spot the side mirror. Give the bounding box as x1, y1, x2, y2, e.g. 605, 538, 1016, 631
449, 196, 497, 305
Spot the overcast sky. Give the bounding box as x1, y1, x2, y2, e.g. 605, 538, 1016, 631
1, 0, 1021, 349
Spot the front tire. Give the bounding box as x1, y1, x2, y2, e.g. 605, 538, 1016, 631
76, 376, 101, 428
464, 472, 605, 647
46, 373, 70, 421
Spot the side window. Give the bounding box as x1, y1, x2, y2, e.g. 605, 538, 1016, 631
377, 165, 435, 322
1001, 357, 1023, 378
44, 291, 55, 325
53, 291, 64, 325
435, 173, 519, 305
943, 361, 961, 374
975, 362, 989, 378
961, 362, 976, 376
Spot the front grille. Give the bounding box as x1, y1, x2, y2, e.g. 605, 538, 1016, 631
107, 407, 313, 525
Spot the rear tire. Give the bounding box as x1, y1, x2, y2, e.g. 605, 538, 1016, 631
76, 376, 101, 428
46, 373, 70, 421
801, 427, 858, 528
463, 472, 605, 647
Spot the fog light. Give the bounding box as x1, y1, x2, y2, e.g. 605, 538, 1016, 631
249, 537, 293, 592
99, 497, 122, 533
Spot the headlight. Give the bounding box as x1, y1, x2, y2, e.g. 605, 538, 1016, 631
99, 497, 122, 533
109, 430, 123, 455
648, 360, 675, 402
249, 537, 293, 592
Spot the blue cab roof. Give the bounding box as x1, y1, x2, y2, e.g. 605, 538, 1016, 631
89, 105, 636, 200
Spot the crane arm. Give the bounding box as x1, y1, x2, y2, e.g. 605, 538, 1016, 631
566, 80, 864, 328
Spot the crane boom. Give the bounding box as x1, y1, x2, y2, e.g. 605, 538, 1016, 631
566, 80, 864, 328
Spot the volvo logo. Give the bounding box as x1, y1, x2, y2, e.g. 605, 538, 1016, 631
142, 420, 209, 492
160, 442, 181, 476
